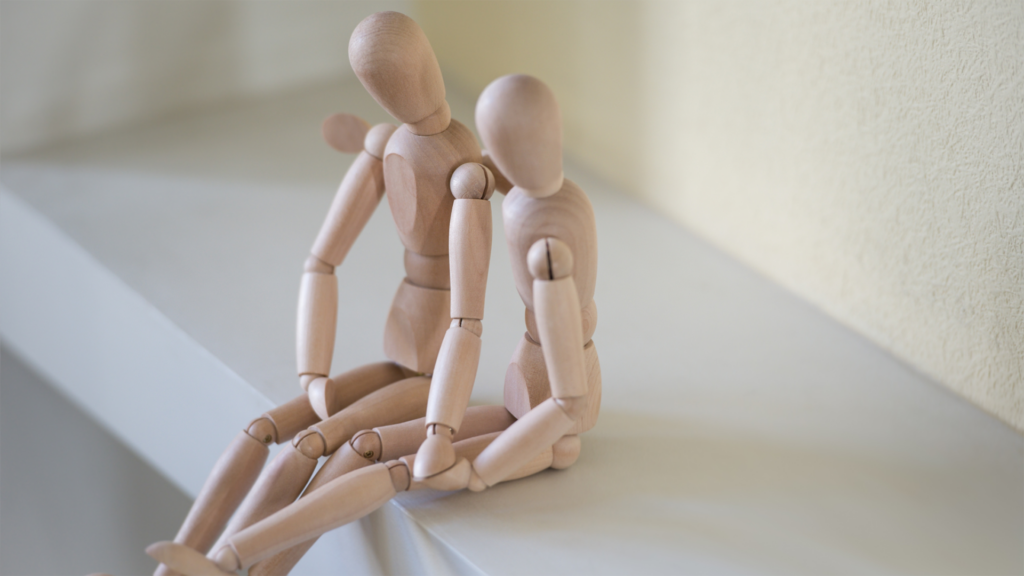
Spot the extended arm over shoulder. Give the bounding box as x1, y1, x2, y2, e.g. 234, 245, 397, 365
425, 162, 495, 430
414, 162, 496, 479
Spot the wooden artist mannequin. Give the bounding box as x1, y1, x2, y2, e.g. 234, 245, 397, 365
149, 73, 602, 576
150, 11, 513, 576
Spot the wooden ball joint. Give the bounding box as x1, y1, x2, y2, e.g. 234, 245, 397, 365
528, 238, 574, 281
148, 14, 600, 576
451, 162, 496, 200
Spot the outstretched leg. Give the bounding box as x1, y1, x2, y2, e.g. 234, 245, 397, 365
221, 424, 544, 573
214, 461, 406, 571
246, 434, 380, 575
207, 375, 432, 555
249, 405, 515, 575
153, 394, 316, 576
150, 408, 517, 574
154, 361, 408, 576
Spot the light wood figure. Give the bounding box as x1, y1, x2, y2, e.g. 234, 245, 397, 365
147, 25, 601, 576
151, 11, 485, 576
142, 23, 598, 576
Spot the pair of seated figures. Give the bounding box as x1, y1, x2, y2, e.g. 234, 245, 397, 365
150, 11, 601, 575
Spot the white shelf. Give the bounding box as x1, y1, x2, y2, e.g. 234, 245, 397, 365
1, 78, 1021, 575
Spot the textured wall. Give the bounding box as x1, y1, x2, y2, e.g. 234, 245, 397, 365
0, 0, 407, 153
418, 1, 1024, 430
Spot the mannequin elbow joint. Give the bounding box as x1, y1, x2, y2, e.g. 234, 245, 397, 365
555, 395, 588, 421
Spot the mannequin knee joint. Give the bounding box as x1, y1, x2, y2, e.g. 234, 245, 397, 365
246, 417, 277, 444
350, 430, 383, 461
293, 429, 327, 460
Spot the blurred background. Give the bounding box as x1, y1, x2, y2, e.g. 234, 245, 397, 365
1, 1, 1021, 574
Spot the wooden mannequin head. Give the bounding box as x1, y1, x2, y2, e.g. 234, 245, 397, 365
349, 12, 450, 134
476, 74, 564, 198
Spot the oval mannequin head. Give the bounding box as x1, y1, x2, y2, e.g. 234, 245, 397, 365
476, 74, 564, 198
349, 12, 449, 132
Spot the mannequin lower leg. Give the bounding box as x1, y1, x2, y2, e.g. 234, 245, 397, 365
250, 405, 515, 575
154, 394, 318, 576
208, 376, 431, 554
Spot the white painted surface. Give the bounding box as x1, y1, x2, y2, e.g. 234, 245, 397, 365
0, 0, 407, 154
420, 0, 1024, 431
0, 347, 192, 576
0, 189, 274, 497
1, 78, 1021, 574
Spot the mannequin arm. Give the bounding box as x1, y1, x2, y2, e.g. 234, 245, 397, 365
469, 237, 588, 488
414, 163, 496, 478
297, 117, 397, 396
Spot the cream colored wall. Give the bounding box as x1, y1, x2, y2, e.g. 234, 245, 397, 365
417, 1, 1024, 431
0, 0, 407, 154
